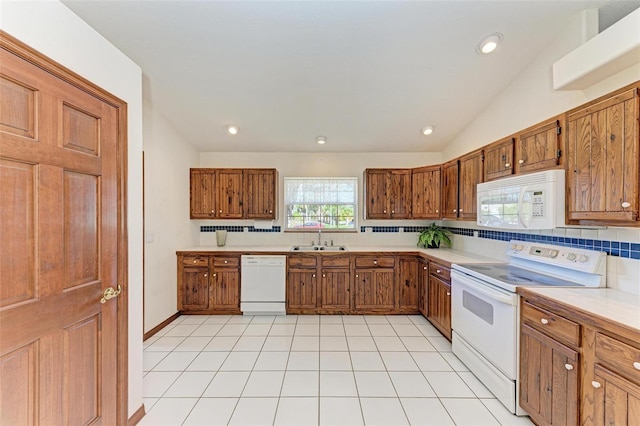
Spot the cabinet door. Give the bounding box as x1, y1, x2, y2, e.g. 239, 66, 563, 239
427, 275, 451, 340
190, 169, 216, 218
591, 364, 640, 426
211, 267, 240, 311
458, 150, 483, 220
568, 89, 639, 222
217, 169, 244, 218
442, 160, 459, 219
365, 169, 390, 219
180, 266, 210, 310
412, 166, 441, 219
417, 258, 429, 316
354, 269, 395, 311
320, 268, 351, 310
244, 169, 276, 219
516, 120, 561, 173
287, 269, 318, 310
397, 257, 419, 311
484, 137, 514, 181
389, 170, 412, 218
520, 324, 579, 426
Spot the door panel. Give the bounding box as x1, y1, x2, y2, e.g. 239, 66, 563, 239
0, 43, 121, 425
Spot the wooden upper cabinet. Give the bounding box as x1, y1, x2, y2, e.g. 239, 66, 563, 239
441, 160, 459, 220
216, 169, 244, 218
458, 149, 484, 220
190, 169, 216, 218
244, 168, 277, 219
365, 169, 411, 219
484, 137, 514, 181
412, 166, 441, 219
567, 88, 639, 223
515, 118, 562, 174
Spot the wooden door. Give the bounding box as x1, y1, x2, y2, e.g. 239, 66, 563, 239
389, 169, 411, 218
397, 257, 418, 311
412, 166, 441, 219
516, 119, 561, 174
211, 268, 240, 311
458, 150, 483, 220
190, 169, 216, 218
520, 325, 579, 426
567, 89, 639, 222
287, 270, 318, 310
417, 258, 429, 316
180, 266, 210, 310
592, 364, 640, 426
427, 275, 451, 340
484, 137, 514, 181
0, 39, 125, 425
442, 160, 459, 219
354, 269, 394, 311
217, 169, 244, 218
365, 169, 389, 219
244, 168, 276, 219
320, 269, 351, 310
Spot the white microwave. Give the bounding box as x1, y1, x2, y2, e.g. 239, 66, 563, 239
477, 169, 565, 230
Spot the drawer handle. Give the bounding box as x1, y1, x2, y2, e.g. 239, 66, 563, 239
540, 318, 549, 325
224, 260, 228, 264
565, 364, 573, 371
633, 362, 640, 370
374, 261, 377, 265
592, 381, 601, 389
193, 260, 197, 264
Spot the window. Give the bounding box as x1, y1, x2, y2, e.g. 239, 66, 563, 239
284, 177, 357, 231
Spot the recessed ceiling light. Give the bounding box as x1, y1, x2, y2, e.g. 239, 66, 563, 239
476, 33, 503, 54
316, 136, 327, 144
421, 126, 435, 136
226, 125, 239, 135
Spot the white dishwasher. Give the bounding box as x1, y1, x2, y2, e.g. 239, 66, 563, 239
240, 255, 287, 315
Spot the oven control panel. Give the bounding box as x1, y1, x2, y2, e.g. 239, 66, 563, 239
507, 240, 605, 274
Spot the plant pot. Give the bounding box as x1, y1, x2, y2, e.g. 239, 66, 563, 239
427, 241, 440, 249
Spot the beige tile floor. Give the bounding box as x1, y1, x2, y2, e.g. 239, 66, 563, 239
141, 314, 533, 426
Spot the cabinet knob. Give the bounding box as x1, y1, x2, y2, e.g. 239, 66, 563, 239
383, 210, 387, 214
436, 210, 439, 213
622, 201, 631, 208
633, 361, 640, 370
219, 210, 222, 213
459, 209, 463, 212
592, 381, 601, 389
193, 260, 197, 263
518, 159, 525, 164
446, 292, 451, 296
204, 273, 208, 277
423, 266, 427, 270
453, 209, 457, 213
374, 260, 377, 265
505, 163, 511, 168
355, 274, 359, 278
213, 273, 217, 277
312, 274, 316, 278
436, 269, 441, 273
391, 210, 395, 214
540, 318, 549, 325
224, 260, 228, 264
565, 363, 573, 371
269, 210, 273, 213
211, 210, 215, 213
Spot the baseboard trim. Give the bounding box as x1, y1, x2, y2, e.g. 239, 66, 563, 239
143, 312, 180, 341
128, 404, 145, 426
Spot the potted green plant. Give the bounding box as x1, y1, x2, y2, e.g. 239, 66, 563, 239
417, 223, 452, 249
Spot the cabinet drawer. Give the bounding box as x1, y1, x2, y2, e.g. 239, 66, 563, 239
595, 332, 640, 384
321, 256, 350, 268
183, 255, 209, 266
289, 256, 318, 268
522, 302, 580, 347
429, 263, 451, 282
212, 257, 239, 268
355, 256, 395, 268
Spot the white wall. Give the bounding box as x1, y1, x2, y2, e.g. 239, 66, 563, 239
143, 98, 200, 333
0, 1, 144, 417
443, 11, 640, 161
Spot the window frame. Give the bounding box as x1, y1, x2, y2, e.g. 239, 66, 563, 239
283, 177, 358, 233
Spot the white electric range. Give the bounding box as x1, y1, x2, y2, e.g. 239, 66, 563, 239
451, 240, 606, 415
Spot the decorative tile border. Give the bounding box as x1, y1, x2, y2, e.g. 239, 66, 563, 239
200, 225, 282, 233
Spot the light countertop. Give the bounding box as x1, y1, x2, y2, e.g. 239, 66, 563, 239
521, 287, 640, 333
177, 245, 500, 266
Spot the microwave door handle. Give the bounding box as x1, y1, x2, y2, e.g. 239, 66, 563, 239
518, 187, 528, 228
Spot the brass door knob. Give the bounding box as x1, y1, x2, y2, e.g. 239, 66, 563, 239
100, 285, 122, 304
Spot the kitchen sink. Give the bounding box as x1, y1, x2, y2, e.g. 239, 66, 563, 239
290, 245, 348, 252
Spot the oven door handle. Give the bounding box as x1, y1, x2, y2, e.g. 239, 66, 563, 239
457, 280, 517, 306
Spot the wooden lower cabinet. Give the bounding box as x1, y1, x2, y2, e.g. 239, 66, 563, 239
180, 265, 210, 310
354, 269, 395, 312
320, 268, 351, 311
210, 258, 240, 312
427, 275, 451, 340
287, 269, 318, 310
417, 258, 429, 316
520, 324, 579, 426
591, 364, 640, 425
397, 256, 419, 313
